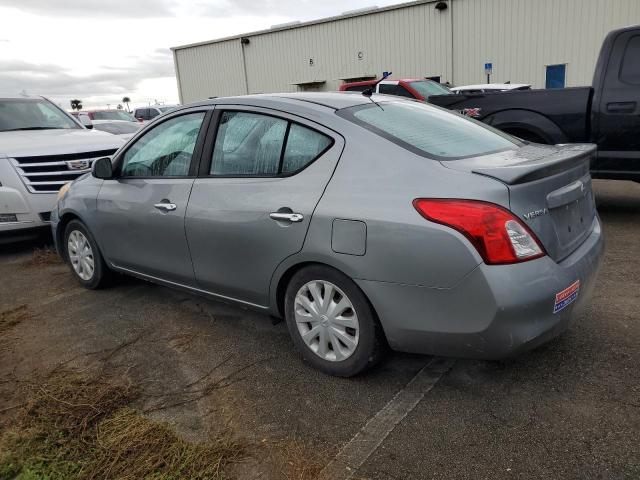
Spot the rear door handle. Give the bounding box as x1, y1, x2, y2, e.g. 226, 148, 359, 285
269, 212, 304, 222
154, 202, 177, 212
606, 101, 637, 113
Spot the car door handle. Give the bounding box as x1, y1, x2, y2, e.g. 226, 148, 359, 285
154, 202, 177, 212
269, 212, 304, 222
606, 101, 636, 113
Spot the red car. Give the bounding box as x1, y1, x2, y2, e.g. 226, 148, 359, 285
339, 78, 451, 101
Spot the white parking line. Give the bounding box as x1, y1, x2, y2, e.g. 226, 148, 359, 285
316, 357, 455, 480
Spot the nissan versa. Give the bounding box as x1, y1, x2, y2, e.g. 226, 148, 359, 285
52, 93, 604, 377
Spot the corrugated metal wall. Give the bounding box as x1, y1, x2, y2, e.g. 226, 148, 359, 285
174, 1, 452, 103
242, 3, 451, 95
173, 0, 640, 103
174, 39, 247, 100
452, 0, 640, 88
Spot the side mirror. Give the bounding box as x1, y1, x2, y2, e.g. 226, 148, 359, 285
92, 157, 113, 179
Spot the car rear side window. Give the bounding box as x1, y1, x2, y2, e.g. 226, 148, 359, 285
282, 123, 332, 173
378, 84, 415, 98
120, 112, 205, 177
210, 111, 332, 176
340, 101, 519, 160
620, 35, 640, 85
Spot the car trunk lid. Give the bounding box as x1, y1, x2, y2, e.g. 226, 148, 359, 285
442, 143, 597, 262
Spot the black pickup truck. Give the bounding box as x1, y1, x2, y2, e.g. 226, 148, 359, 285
430, 25, 640, 182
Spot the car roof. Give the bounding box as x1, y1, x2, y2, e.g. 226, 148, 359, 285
87, 109, 130, 112
90, 119, 136, 124
452, 83, 531, 90
342, 78, 426, 87
185, 92, 381, 112
0, 93, 44, 100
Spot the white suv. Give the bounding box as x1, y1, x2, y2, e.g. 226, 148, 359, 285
0, 94, 124, 242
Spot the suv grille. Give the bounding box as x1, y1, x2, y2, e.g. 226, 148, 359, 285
10, 149, 118, 193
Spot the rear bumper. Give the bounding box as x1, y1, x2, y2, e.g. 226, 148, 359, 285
357, 216, 605, 359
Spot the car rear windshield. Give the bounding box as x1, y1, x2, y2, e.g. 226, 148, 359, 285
92, 122, 141, 135
407, 80, 452, 97
338, 101, 520, 160
0, 98, 79, 132
92, 111, 135, 121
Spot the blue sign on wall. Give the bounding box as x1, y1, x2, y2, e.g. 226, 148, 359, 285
545, 64, 566, 89
484, 63, 493, 74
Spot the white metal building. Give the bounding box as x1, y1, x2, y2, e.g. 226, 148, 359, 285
171, 0, 640, 103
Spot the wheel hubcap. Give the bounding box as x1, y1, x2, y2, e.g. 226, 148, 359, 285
67, 230, 95, 281
294, 280, 359, 362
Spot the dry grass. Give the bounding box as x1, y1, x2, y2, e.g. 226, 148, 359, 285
0, 370, 244, 480
263, 437, 328, 480
26, 247, 61, 268
0, 305, 31, 334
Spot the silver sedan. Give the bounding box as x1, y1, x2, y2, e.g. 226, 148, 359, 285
52, 93, 604, 376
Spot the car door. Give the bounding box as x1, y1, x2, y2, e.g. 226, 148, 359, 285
593, 30, 640, 174
95, 110, 210, 285
186, 107, 344, 307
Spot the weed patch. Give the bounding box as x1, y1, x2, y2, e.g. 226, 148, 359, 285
26, 248, 61, 268
0, 370, 244, 480
0, 305, 31, 334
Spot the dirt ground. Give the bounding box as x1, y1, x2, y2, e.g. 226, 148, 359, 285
1, 179, 639, 479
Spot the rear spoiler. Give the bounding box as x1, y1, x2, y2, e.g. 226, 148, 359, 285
470, 144, 596, 185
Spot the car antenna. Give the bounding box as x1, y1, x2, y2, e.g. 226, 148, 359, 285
362, 71, 392, 110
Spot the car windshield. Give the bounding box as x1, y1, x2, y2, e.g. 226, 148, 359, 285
159, 106, 176, 113
0, 98, 80, 132
92, 122, 141, 135
339, 101, 520, 160
408, 80, 452, 97
92, 111, 135, 121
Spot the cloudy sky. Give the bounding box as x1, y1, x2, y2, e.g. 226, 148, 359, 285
0, 0, 400, 110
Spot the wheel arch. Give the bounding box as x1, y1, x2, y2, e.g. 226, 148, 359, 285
483, 109, 569, 144
271, 258, 389, 346
56, 210, 83, 261
56, 209, 103, 262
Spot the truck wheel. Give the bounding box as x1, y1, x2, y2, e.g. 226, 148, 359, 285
284, 265, 385, 377
64, 220, 111, 289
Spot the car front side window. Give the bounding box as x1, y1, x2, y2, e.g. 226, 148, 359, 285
120, 112, 205, 177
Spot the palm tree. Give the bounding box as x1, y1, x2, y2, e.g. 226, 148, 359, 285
70, 99, 83, 111
117, 104, 123, 110
122, 96, 131, 112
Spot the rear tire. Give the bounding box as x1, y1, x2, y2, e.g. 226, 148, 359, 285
284, 265, 385, 377
64, 219, 111, 289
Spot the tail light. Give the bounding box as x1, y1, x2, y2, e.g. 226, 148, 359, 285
413, 199, 545, 265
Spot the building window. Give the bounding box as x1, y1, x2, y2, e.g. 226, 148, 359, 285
545, 64, 566, 89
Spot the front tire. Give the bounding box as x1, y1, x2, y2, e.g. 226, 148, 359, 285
64, 219, 110, 289
284, 265, 384, 377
